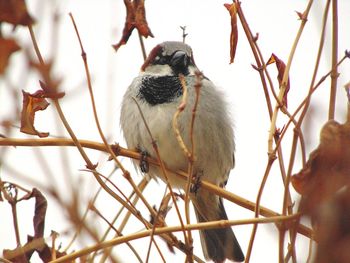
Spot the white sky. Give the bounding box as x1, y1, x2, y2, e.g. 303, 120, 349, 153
1, 0, 350, 262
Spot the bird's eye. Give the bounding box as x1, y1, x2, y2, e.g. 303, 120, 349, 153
154, 56, 168, 65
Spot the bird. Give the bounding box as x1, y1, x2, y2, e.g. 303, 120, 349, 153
120, 41, 244, 262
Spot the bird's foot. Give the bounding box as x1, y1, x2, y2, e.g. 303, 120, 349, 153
138, 149, 150, 173
190, 171, 202, 194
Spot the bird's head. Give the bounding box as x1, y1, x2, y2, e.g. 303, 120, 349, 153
141, 41, 197, 76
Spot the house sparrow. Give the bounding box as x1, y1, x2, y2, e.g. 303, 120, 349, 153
120, 41, 244, 262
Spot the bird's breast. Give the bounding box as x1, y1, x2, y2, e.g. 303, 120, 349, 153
137, 75, 184, 105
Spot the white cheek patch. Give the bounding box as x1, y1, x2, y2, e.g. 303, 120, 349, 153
142, 64, 173, 76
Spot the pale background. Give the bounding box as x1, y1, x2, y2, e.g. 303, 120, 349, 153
1, 0, 350, 262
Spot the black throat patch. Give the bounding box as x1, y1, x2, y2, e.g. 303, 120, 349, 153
137, 75, 183, 105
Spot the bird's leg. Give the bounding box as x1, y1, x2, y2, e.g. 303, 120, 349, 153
190, 170, 203, 194
137, 148, 150, 173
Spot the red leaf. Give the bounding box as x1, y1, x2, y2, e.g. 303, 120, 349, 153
20, 90, 50, 138
267, 53, 290, 108
0, 37, 21, 74
224, 2, 239, 64
0, 0, 35, 26
112, 0, 154, 52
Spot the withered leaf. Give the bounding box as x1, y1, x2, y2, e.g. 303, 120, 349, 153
30, 60, 64, 99
313, 188, 350, 263
0, 37, 21, 75
0, 0, 35, 26
224, 2, 238, 64
31, 188, 47, 238
267, 53, 290, 108
3, 237, 67, 262
292, 120, 350, 213
39, 80, 65, 99
3, 188, 67, 262
20, 90, 50, 138
112, 0, 154, 52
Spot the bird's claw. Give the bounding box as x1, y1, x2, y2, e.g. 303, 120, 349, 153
139, 149, 150, 173
190, 171, 202, 194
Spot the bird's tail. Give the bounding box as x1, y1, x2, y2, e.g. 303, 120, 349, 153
193, 193, 244, 263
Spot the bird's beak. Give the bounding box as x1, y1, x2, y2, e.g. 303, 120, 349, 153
170, 51, 188, 69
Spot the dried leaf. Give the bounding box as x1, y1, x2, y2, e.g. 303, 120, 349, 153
3, 238, 39, 262
0, 37, 21, 74
3, 187, 67, 262
30, 60, 64, 99
39, 80, 65, 99
20, 90, 50, 138
313, 188, 350, 263
292, 120, 350, 212
3, 236, 66, 262
267, 53, 290, 108
0, 0, 35, 26
112, 0, 154, 52
292, 120, 350, 262
32, 188, 47, 238
224, 2, 238, 64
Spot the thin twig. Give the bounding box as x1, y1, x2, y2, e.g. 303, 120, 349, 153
0, 137, 314, 239
235, 1, 273, 117
138, 32, 147, 61
267, 0, 314, 156
69, 15, 169, 259
245, 158, 274, 262
68, 13, 128, 175
97, 177, 148, 262
172, 74, 191, 158
279, 2, 330, 260
51, 214, 301, 263
90, 205, 143, 263
63, 168, 117, 253
328, 0, 339, 119
273, 53, 349, 155
183, 72, 202, 263
27, 23, 163, 257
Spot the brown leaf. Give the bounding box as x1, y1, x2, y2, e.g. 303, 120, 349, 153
3, 188, 67, 262
0, 37, 21, 74
267, 53, 290, 108
20, 90, 50, 138
3, 237, 67, 262
292, 121, 350, 262
39, 80, 65, 99
0, 0, 35, 26
30, 60, 64, 99
3, 237, 41, 262
112, 0, 154, 52
313, 188, 350, 263
224, 2, 238, 64
292, 120, 350, 213
31, 188, 48, 238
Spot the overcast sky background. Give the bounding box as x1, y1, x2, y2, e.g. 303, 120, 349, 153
1, 0, 350, 262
